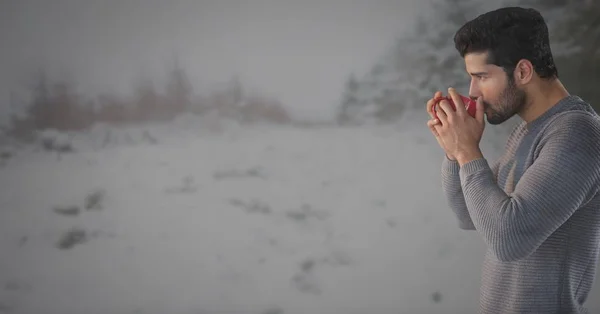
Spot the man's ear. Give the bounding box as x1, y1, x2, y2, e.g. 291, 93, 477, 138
514, 59, 534, 85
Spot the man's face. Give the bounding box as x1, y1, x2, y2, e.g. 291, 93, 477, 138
464, 52, 527, 125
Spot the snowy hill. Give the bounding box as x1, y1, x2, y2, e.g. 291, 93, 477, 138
1, 120, 600, 314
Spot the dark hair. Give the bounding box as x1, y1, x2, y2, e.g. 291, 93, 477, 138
453, 7, 558, 80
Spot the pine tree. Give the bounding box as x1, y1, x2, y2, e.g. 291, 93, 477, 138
165, 59, 193, 115
336, 73, 360, 125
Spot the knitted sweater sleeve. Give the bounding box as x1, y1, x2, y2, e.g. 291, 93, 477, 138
459, 112, 600, 262
441, 154, 500, 230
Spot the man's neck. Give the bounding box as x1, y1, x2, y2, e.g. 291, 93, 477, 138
519, 78, 570, 123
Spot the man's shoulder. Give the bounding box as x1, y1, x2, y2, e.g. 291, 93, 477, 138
545, 106, 600, 136
540, 107, 600, 155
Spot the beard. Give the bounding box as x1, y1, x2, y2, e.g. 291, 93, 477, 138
483, 77, 527, 125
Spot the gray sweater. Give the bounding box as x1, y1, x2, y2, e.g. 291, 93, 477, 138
442, 95, 600, 313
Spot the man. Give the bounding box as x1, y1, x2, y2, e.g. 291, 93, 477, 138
425, 6, 600, 314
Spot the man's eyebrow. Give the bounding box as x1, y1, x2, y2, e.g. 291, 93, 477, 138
469, 71, 488, 76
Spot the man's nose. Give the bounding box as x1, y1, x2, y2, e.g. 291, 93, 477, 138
469, 81, 481, 99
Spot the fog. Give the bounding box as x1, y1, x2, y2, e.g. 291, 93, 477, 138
0, 0, 428, 122
2, 1, 599, 314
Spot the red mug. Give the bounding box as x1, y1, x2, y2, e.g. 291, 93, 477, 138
432, 94, 477, 121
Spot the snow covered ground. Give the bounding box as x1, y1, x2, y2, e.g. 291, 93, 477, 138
1, 116, 599, 314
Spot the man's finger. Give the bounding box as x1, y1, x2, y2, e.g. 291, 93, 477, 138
427, 119, 440, 136
448, 87, 466, 117
433, 123, 444, 136
476, 96, 485, 123
437, 99, 452, 125
427, 118, 440, 129
427, 91, 443, 117
426, 99, 435, 118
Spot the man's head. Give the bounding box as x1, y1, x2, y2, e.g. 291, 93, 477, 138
453, 7, 558, 124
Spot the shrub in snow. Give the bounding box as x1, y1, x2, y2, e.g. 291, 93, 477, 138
37, 129, 74, 153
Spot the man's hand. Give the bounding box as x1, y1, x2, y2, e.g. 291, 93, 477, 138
426, 91, 456, 160
433, 87, 486, 166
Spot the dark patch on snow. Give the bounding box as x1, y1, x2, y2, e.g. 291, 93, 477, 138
229, 198, 272, 215
165, 176, 198, 194
431, 291, 442, 303
214, 166, 267, 180
85, 189, 106, 210
285, 204, 329, 222
53, 205, 80, 216
57, 227, 88, 250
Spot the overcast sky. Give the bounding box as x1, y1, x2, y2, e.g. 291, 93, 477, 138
0, 0, 431, 121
